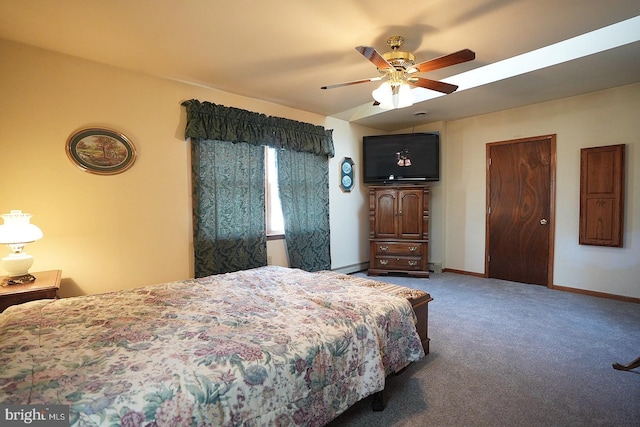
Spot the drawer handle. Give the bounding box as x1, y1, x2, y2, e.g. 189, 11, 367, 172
379, 259, 388, 265
409, 246, 418, 252
408, 261, 418, 266
380, 246, 389, 251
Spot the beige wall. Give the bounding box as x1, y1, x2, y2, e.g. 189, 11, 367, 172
443, 83, 640, 298
327, 118, 377, 272
0, 39, 372, 296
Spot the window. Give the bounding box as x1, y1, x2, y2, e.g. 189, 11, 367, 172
265, 147, 285, 237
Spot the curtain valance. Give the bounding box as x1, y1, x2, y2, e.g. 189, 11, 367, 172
182, 99, 334, 157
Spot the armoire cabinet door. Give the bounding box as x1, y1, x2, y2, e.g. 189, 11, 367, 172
372, 189, 399, 238
398, 189, 423, 239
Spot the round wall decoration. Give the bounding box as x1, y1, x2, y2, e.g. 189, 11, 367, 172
66, 127, 136, 175
339, 157, 355, 192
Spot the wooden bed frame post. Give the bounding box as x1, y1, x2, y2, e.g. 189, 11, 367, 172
410, 293, 433, 354
372, 391, 385, 411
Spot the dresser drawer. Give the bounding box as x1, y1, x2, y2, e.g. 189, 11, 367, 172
373, 256, 424, 271
374, 242, 425, 256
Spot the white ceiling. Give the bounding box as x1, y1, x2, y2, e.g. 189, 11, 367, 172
1, 0, 640, 131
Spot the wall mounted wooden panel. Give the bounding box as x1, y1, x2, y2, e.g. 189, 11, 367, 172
579, 144, 625, 247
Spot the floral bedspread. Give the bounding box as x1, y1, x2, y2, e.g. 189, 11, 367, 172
0, 266, 424, 426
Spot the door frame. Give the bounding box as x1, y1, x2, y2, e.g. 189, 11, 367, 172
485, 134, 557, 287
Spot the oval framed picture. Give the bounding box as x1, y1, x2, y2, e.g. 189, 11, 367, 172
66, 127, 136, 175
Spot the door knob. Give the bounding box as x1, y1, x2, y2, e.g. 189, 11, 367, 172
540, 218, 548, 225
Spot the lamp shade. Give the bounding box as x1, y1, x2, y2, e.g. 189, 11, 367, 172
0, 210, 43, 244
0, 210, 43, 280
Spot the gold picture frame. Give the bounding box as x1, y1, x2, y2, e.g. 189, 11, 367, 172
66, 127, 136, 175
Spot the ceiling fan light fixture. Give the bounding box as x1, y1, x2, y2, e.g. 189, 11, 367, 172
372, 81, 393, 107
396, 83, 414, 108
372, 81, 414, 110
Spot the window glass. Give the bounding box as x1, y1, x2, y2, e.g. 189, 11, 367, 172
265, 147, 285, 236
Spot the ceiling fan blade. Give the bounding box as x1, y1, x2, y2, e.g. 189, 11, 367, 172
321, 76, 383, 90
410, 77, 459, 94
355, 46, 394, 71
408, 49, 476, 74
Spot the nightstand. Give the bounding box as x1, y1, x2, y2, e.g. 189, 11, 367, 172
0, 270, 61, 312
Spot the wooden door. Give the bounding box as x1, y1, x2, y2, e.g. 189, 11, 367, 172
486, 135, 556, 286
398, 189, 423, 239
373, 188, 398, 238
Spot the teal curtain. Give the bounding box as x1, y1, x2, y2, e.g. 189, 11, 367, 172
277, 149, 331, 271
182, 99, 334, 157
191, 140, 266, 277
183, 99, 334, 275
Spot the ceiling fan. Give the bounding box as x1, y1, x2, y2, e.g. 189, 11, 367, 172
321, 36, 475, 109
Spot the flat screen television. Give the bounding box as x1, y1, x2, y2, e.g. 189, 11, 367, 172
363, 132, 440, 184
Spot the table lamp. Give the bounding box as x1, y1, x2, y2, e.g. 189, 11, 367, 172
0, 210, 43, 285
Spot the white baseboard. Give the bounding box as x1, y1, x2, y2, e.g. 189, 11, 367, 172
429, 262, 443, 274
333, 261, 442, 274
332, 262, 369, 274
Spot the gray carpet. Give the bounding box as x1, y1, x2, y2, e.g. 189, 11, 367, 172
329, 272, 640, 427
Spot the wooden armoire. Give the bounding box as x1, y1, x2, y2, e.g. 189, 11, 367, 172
368, 185, 430, 278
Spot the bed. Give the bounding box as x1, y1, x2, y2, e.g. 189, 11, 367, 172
0, 266, 428, 426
